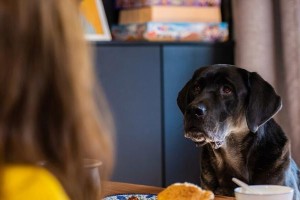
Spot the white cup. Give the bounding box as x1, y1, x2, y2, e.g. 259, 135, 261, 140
235, 185, 294, 200
83, 158, 102, 188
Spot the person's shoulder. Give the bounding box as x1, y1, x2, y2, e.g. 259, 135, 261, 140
3, 165, 70, 200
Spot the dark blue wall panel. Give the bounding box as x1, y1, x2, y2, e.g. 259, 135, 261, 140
94, 46, 162, 186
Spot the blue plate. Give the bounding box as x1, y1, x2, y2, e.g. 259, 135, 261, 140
103, 194, 157, 200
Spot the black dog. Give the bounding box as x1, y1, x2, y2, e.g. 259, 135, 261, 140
177, 64, 300, 199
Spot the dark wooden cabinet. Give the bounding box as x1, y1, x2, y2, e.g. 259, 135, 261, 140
93, 42, 234, 187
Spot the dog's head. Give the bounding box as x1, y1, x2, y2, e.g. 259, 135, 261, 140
177, 64, 282, 149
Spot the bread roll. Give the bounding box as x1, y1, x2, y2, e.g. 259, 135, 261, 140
157, 182, 214, 200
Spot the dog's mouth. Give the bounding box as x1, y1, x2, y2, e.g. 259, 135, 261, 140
184, 131, 224, 149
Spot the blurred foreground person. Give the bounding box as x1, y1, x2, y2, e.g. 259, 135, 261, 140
0, 0, 114, 199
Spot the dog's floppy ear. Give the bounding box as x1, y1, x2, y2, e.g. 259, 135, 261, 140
177, 80, 192, 113
246, 72, 282, 133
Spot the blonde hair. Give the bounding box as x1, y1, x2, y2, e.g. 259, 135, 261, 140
0, 0, 114, 199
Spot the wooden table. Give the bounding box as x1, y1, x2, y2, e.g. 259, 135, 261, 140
103, 181, 235, 200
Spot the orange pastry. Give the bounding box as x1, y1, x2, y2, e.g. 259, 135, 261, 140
157, 182, 214, 200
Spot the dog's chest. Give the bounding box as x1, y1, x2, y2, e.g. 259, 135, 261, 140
212, 145, 249, 181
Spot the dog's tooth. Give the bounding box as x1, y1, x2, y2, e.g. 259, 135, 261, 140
193, 136, 205, 142
184, 133, 191, 138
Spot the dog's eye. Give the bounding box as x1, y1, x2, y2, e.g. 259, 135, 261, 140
221, 86, 232, 95
194, 85, 201, 92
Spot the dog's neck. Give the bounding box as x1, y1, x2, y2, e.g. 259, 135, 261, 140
208, 117, 254, 178
207, 118, 286, 181
222, 116, 250, 148
208, 130, 254, 180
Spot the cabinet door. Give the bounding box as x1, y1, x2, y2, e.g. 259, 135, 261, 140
94, 45, 162, 186
163, 44, 234, 186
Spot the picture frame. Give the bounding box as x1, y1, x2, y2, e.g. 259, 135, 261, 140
80, 0, 111, 41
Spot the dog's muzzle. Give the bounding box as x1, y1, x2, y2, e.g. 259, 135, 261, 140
184, 131, 223, 149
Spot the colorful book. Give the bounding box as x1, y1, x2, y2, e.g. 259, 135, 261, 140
112, 22, 228, 42
116, 0, 221, 8
119, 6, 221, 24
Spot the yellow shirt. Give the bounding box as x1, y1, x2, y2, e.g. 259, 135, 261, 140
3, 165, 69, 200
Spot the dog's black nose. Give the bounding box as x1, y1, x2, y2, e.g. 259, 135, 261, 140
187, 104, 207, 117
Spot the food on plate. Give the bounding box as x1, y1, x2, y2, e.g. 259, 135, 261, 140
157, 182, 214, 200
128, 196, 139, 200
